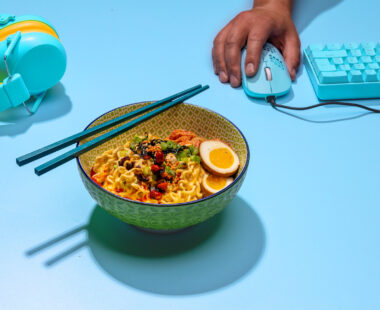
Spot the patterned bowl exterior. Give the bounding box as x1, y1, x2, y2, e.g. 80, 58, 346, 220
77, 102, 250, 231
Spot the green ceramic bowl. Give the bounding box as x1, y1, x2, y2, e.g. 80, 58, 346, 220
77, 102, 250, 231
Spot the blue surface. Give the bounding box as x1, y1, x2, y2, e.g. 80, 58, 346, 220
304, 42, 380, 99
242, 43, 292, 98
0, 1, 379, 309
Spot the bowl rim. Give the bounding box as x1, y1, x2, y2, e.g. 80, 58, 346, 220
76, 101, 250, 207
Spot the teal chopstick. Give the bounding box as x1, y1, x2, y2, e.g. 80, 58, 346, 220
16, 84, 202, 166
34, 85, 209, 176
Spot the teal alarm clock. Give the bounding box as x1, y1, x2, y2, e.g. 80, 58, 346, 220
0, 14, 66, 114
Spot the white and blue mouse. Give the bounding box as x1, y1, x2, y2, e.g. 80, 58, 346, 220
241, 43, 291, 99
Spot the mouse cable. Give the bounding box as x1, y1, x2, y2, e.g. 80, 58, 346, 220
265, 96, 380, 113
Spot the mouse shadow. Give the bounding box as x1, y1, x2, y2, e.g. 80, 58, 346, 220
25, 196, 266, 296
0, 83, 72, 137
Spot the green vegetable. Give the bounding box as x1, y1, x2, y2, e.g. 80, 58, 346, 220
178, 162, 187, 169
190, 155, 201, 163
192, 148, 199, 155
133, 135, 142, 143
143, 166, 151, 176
165, 165, 175, 176
189, 145, 195, 154
113, 165, 118, 169
167, 140, 174, 149
177, 149, 191, 161
152, 174, 158, 181
160, 142, 168, 151
130, 141, 137, 151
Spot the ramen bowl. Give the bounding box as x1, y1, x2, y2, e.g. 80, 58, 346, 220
77, 102, 250, 231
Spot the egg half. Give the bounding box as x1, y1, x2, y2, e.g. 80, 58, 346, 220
201, 173, 234, 196
199, 140, 240, 177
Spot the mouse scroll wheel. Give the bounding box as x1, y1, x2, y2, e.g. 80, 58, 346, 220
264, 67, 272, 81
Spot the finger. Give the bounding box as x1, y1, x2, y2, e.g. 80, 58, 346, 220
212, 28, 230, 83
282, 31, 301, 81
225, 29, 247, 88
244, 23, 272, 77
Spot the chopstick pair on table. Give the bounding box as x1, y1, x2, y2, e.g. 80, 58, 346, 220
16, 84, 209, 176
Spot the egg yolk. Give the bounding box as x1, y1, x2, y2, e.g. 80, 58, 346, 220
206, 174, 227, 190
209, 147, 234, 169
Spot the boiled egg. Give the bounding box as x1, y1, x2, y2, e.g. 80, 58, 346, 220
199, 140, 239, 177
201, 173, 233, 196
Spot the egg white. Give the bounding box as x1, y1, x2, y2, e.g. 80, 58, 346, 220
201, 173, 233, 196
199, 140, 240, 177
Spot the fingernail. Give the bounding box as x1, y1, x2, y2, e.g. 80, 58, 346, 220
245, 63, 255, 76
230, 75, 240, 88
219, 71, 228, 83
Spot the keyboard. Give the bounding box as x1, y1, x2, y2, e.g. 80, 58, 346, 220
304, 42, 380, 100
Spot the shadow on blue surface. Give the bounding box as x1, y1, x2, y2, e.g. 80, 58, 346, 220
292, 0, 343, 34
26, 196, 266, 295
0, 83, 72, 137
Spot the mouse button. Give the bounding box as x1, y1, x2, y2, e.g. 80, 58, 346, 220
264, 67, 272, 80
244, 65, 272, 97
267, 63, 292, 95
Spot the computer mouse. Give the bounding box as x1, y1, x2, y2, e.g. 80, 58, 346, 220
241, 42, 291, 99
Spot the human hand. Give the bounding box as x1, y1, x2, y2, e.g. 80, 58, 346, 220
212, 1, 300, 87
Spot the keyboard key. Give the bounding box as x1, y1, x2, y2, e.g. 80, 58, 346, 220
364, 69, 378, 81
364, 48, 376, 56
361, 56, 372, 63
344, 42, 359, 49
339, 65, 351, 71
313, 58, 331, 66
326, 43, 342, 50
361, 42, 376, 49
353, 63, 365, 70
319, 71, 348, 84
367, 63, 380, 70
349, 70, 363, 82
332, 58, 344, 65
375, 56, 380, 63
315, 63, 336, 72
350, 49, 362, 57
311, 49, 347, 58
308, 44, 325, 51
347, 57, 358, 64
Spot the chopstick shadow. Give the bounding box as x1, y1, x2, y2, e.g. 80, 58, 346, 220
25, 196, 266, 295
0, 83, 72, 137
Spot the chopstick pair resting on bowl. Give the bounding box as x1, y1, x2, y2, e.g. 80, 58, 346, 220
16, 84, 210, 175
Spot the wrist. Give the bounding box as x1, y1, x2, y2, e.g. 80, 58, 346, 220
253, 0, 293, 15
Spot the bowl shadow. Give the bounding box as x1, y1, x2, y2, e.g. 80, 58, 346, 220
86, 196, 266, 295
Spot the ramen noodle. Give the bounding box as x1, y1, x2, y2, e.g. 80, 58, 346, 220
91, 130, 206, 203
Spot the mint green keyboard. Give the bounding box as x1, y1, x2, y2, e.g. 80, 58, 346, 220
304, 42, 380, 100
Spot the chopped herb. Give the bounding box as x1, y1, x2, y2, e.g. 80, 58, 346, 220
133, 135, 142, 143
160, 142, 168, 151
165, 165, 175, 176
190, 155, 201, 163
143, 166, 151, 176
130, 141, 137, 151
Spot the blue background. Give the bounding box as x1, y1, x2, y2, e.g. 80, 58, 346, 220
1, 0, 379, 309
